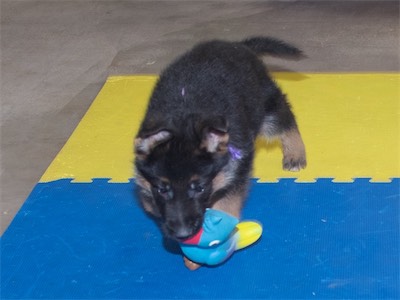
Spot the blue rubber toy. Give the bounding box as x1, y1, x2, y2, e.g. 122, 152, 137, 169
179, 208, 262, 266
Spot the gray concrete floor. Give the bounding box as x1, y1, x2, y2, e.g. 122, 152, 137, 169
1, 0, 399, 235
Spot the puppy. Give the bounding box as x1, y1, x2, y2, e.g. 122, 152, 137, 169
134, 37, 306, 268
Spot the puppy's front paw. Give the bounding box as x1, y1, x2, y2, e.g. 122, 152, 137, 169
283, 155, 307, 172
280, 129, 307, 172
183, 256, 202, 271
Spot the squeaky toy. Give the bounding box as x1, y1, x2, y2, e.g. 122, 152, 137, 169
179, 208, 262, 268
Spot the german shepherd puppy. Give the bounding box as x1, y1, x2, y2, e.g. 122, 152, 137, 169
134, 37, 306, 266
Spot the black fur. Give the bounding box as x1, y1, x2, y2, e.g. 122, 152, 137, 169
135, 37, 305, 241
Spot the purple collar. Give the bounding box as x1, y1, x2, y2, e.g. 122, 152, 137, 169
228, 145, 243, 160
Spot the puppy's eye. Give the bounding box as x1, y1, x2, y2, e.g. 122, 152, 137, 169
157, 188, 166, 194
189, 182, 205, 193
157, 188, 168, 195
157, 185, 171, 195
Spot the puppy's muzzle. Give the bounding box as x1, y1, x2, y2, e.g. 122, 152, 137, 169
166, 218, 202, 240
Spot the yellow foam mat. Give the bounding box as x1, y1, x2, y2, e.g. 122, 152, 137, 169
40, 73, 399, 183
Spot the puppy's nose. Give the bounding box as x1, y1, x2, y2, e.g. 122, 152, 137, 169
174, 227, 193, 240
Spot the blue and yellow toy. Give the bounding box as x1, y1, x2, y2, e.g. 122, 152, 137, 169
180, 209, 263, 267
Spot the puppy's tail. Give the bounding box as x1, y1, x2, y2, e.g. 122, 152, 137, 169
240, 37, 304, 59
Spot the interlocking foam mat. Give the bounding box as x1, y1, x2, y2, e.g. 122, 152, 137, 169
1, 73, 399, 299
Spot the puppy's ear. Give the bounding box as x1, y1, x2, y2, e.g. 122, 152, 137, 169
199, 116, 229, 154
135, 130, 172, 159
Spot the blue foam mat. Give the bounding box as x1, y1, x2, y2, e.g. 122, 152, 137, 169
1, 179, 399, 299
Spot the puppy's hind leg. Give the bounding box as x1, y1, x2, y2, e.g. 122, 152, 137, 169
260, 94, 307, 172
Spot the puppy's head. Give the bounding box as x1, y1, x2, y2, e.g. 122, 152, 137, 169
134, 116, 230, 240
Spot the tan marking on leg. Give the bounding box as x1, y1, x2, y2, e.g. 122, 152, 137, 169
212, 163, 238, 193
280, 128, 307, 171
212, 172, 226, 192
212, 191, 246, 218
